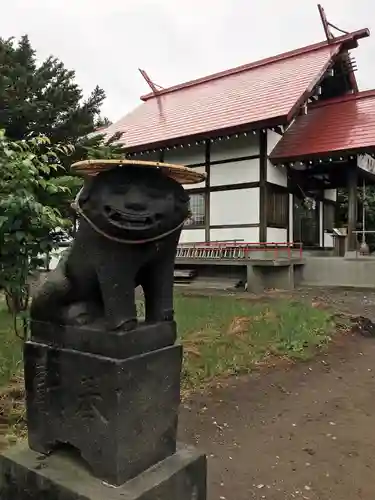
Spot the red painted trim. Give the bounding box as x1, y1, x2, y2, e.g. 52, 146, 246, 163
140, 29, 369, 101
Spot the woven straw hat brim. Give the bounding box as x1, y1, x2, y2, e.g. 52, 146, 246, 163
71, 159, 206, 185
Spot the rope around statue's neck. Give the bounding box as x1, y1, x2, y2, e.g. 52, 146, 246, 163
72, 187, 191, 245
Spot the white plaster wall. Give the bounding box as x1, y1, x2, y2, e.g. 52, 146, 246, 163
289, 194, 294, 241
266, 130, 288, 187
210, 135, 259, 162
324, 189, 337, 201
179, 229, 206, 243
210, 227, 259, 243
210, 158, 259, 186
163, 147, 206, 188
267, 228, 288, 243
324, 232, 334, 247
267, 162, 288, 187
164, 145, 205, 165
267, 130, 282, 154
210, 188, 259, 226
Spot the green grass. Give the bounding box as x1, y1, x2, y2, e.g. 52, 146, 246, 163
0, 293, 337, 444
138, 294, 335, 390
0, 294, 335, 392
0, 299, 25, 448
0, 301, 23, 387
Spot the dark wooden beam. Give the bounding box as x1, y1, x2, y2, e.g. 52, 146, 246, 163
286, 166, 292, 242
259, 131, 267, 242
347, 163, 358, 252
185, 153, 260, 169
186, 181, 260, 195
210, 223, 259, 229
204, 140, 211, 242
210, 182, 260, 193
183, 225, 205, 231
289, 169, 346, 191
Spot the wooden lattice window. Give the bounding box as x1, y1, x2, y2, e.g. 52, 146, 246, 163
267, 186, 288, 227
185, 193, 205, 226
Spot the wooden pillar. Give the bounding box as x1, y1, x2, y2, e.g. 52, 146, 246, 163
204, 140, 211, 242
286, 166, 292, 243
259, 130, 267, 243
347, 164, 358, 252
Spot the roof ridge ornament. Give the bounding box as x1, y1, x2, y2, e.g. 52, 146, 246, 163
139, 68, 165, 121
318, 4, 349, 42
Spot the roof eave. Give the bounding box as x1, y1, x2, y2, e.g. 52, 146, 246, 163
121, 116, 289, 154
270, 145, 375, 165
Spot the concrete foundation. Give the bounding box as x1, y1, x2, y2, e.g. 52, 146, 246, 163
175, 258, 305, 292
301, 257, 375, 288
246, 260, 304, 293
176, 254, 375, 291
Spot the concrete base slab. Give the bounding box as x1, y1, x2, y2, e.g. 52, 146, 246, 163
301, 256, 375, 288
246, 263, 300, 293
246, 265, 264, 294
344, 250, 358, 259
0, 443, 206, 500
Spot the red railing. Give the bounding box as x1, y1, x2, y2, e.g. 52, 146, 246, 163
176, 241, 303, 260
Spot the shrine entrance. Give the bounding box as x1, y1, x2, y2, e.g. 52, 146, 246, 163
293, 194, 320, 247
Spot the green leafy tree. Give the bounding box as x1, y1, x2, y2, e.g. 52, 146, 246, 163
81, 131, 126, 160
0, 35, 127, 231
0, 35, 106, 145
94, 117, 112, 129
43, 131, 128, 237
0, 130, 73, 336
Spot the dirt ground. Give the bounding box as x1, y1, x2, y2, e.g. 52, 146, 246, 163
178, 287, 375, 500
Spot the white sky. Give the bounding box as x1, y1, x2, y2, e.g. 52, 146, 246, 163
1, 0, 374, 121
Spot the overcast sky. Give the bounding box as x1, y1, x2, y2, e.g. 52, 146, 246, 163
1, 0, 374, 122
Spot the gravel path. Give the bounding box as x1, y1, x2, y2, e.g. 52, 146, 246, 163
178, 288, 375, 500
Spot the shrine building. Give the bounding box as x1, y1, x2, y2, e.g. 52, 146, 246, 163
99, 7, 375, 289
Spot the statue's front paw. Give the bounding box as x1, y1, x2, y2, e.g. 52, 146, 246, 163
62, 302, 101, 326
108, 317, 138, 332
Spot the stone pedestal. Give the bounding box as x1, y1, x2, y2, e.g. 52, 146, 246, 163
0, 443, 207, 500
24, 322, 181, 486
0, 320, 207, 498
29, 320, 177, 359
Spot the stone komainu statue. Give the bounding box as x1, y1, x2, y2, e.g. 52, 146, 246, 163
30, 160, 205, 331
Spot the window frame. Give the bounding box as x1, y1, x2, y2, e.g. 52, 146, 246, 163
266, 184, 289, 228
184, 191, 206, 228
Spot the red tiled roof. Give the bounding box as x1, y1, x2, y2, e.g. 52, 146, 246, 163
104, 29, 369, 151
270, 90, 375, 162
